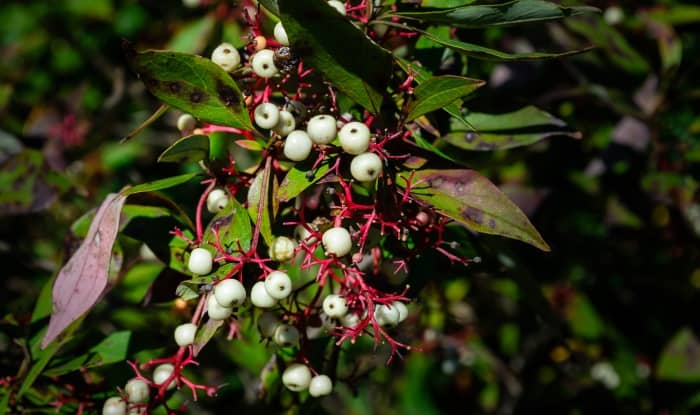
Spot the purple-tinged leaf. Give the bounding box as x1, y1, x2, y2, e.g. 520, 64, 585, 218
400, 169, 550, 251
42, 193, 127, 348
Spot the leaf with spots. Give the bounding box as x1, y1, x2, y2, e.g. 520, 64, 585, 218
443, 106, 580, 151
399, 169, 550, 251
42, 193, 128, 347
203, 195, 252, 253
405, 75, 485, 122
278, 0, 392, 113
124, 42, 252, 130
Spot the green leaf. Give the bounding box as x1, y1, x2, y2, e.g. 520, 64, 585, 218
417, 29, 592, 61
657, 328, 700, 382
31, 275, 55, 323
278, 0, 392, 113
399, 169, 549, 251
443, 106, 579, 151
158, 134, 210, 163
121, 172, 199, 196
193, 317, 223, 356
277, 160, 332, 202
125, 43, 252, 129
406, 75, 484, 122
203, 196, 252, 253
247, 162, 274, 247
391, 0, 598, 28
166, 15, 216, 54
258, 0, 279, 15
43, 331, 131, 376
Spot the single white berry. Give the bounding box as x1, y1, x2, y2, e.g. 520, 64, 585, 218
295, 224, 317, 245
273, 22, 289, 46
257, 311, 280, 338
207, 294, 233, 320
211, 42, 241, 72
338, 121, 370, 155
340, 312, 360, 328
283, 130, 313, 161
322, 227, 353, 257
269, 236, 296, 262
176, 114, 196, 132
273, 324, 300, 347
214, 278, 246, 307
152, 364, 175, 390
188, 248, 213, 275
125, 378, 149, 403
264, 270, 292, 300
254, 102, 280, 129
174, 323, 198, 347
251, 49, 279, 78
393, 301, 408, 323
327, 0, 347, 15
306, 114, 337, 145
282, 363, 312, 392
322, 294, 348, 318
251, 280, 278, 308
206, 188, 228, 213
102, 397, 126, 415
350, 152, 382, 182
273, 110, 296, 137
309, 374, 333, 397
374, 303, 400, 326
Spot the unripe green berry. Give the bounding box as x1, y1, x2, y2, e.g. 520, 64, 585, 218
257, 311, 280, 338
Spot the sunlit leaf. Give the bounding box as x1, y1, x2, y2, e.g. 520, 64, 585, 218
203, 196, 252, 253
405, 75, 484, 122
277, 160, 332, 202
121, 172, 199, 196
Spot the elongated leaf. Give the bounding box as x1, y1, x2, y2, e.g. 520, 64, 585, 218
42, 193, 127, 347
391, 0, 597, 28
158, 134, 210, 163
399, 169, 549, 251
43, 331, 131, 376
277, 160, 332, 202
121, 172, 198, 196
203, 196, 252, 252
166, 15, 216, 54
259, 0, 280, 15
443, 106, 580, 151
657, 328, 700, 382
419, 29, 592, 61
406, 75, 484, 121
278, 0, 392, 113
193, 315, 224, 356
247, 162, 274, 246
124, 42, 252, 129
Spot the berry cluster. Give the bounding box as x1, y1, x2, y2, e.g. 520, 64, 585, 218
105, 2, 478, 413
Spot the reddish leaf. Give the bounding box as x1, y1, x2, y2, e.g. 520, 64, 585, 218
42, 193, 127, 348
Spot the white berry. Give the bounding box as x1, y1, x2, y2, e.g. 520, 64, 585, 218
176, 114, 196, 132
273, 22, 289, 46
322, 294, 348, 318
393, 301, 408, 323
257, 311, 280, 338
211, 42, 241, 72
264, 270, 292, 300
350, 152, 382, 182
174, 323, 198, 347
322, 227, 353, 257
206, 188, 228, 213
251, 49, 279, 78
273, 324, 300, 347
251, 280, 278, 308
374, 303, 400, 326
340, 312, 361, 328
328, 0, 347, 15
188, 248, 213, 275
125, 378, 149, 403
254, 102, 280, 129
283, 130, 313, 161
295, 224, 317, 245
207, 294, 233, 320
338, 121, 370, 155
214, 278, 247, 308
282, 363, 312, 392
269, 236, 296, 262
152, 364, 175, 390
102, 397, 126, 415
273, 110, 296, 137
309, 374, 333, 397
306, 114, 337, 145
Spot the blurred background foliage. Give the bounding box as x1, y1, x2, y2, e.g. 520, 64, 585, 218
1, 0, 700, 414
